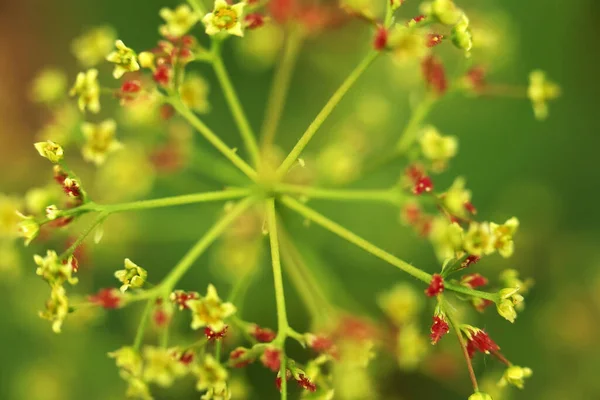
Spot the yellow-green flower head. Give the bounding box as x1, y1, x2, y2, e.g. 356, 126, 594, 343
0, 194, 23, 239
138, 51, 156, 70
16, 212, 40, 246
159, 4, 200, 38
377, 283, 424, 326
419, 125, 458, 167
108, 346, 143, 377
125, 378, 152, 400
71, 26, 117, 67
195, 354, 229, 393
497, 287, 524, 323
45, 205, 60, 221
187, 284, 236, 331
30, 68, 68, 104
451, 14, 473, 54
81, 119, 123, 166
498, 365, 532, 389
179, 74, 211, 114
34, 250, 78, 286
201, 383, 232, 400
421, 0, 463, 25
70, 69, 101, 113
500, 269, 533, 296
39, 284, 69, 333
442, 177, 472, 219
388, 25, 429, 64
142, 346, 188, 387
114, 258, 147, 292
203, 0, 245, 37
490, 217, 519, 258
106, 40, 140, 79
468, 392, 493, 400
396, 324, 428, 370
463, 222, 494, 257
429, 216, 464, 261
34, 140, 64, 163
528, 70, 560, 121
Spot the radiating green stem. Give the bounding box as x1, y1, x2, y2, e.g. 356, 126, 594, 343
160, 197, 255, 291
99, 189, 251, 213
260, 29, 304, 151
276, 183, 403, 204
212, 41, 261, 167
169, 96, 258, 181
280, 195, 498, 302
59, 212, 108, 261
133, 299, 154, 351
276, 51, 379, 179
186, 0, 206, 15
395, 95, 437, 153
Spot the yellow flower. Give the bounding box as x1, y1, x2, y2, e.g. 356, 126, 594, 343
38, 285, 70, 333
468, 393, 493, 400
463, 222, 494, 256
179, 74, 211, 114
17, 212, 40, 246
81, 119, 123, 166
138, 51, 155, 69
388, 25, 429, 64
429, 216, 464, 261
490, 217, 519, 258
106, 40, 140, 79
499, 269, 533, 296
498, 365, 532, 389
421, 0, 463, 25
528, 70, 560, 120
114, 258, 147, 292
70, 69, 101, 113
71, 26, 117, 67
203, 0, 245, 37
34, 250, 78, 286
30, 68, 68, 104
497, 287, 524, 323
142, 346, 188, 387
377, 283, 424, 325
195, 355, 229, 393
451, 14, 473, 54
442, 177, 472, 219
34, 140, 64, 163
187, 284, 236, 331
396, 324, 428, 370
419, 125, 458, 167
108, 346, 143, 377
159, 5, 200, 38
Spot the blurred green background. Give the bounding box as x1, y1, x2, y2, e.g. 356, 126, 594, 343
0, 0, 598, 399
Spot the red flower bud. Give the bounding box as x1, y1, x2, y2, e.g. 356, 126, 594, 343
430, 315, 450, 344
373, 26, 388, 51
245, 13, 266, 29
422, 56, 447, 95
250, 325, 277, 343
89, 288, 121, 309
425, 274, 444, 297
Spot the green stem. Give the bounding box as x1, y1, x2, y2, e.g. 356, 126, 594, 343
279, 355, 288, 400
160, 197, 255, 291
266, 199, 290, 339
395, 95, 437, 153
260, 29, 304, 151
98, 189, 251, 213
133, 299, 154, 351
281, 195, 499, 302
275, 51, 379, 179
59, 212, 108, 261
276, 183, 403, 204
442, 297, 479, 392
169, 96, 259, 181
188, 145, 250, 186
186, 0, 206, 14
212, 41, 261, 167
215, 340, 222, 362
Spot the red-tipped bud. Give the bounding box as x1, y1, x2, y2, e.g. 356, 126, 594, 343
89, 288, 121, 309
425, 274, 444, 297
230, 347, 253, 368
460, 255, 481, 270
414, 176, 434, 195
461, 273, 488, 289
153, 65, 172, 86
297, 374, 317, 392
427, 33, 444, 48
465, 329, 500, 358
430, 315, 450, 344
422, 56, 447, 95
205, 326, 228, 340
245, 13, 266, 29
464, 201, 477, 215
373, 26, 388, 51
121, 80, 142, 93
250, 325, 277, 343
261, 347, 281, 372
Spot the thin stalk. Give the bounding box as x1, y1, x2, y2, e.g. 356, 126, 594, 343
276, 51, 379, 179
266, 199, 289, 337
281, 195, 498, 302
215, 340, 222, 362
212, 41, 261, 167
260, 29, 304, 151
186, 0, 206, 14
99, 189, 251, 213
279, 355, 288, 400
443, 298, 479, 392
160, 197, 255, 291
133, 299, 154, 351
396, 95, 437, 153
169, 96, 258, 181
59, 212, 108, 261
276, 183, 403, 204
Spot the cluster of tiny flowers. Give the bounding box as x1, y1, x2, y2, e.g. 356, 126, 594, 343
11, 0, 561, 398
